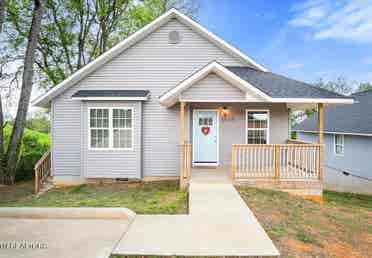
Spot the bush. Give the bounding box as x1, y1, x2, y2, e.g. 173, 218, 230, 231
4, 125, 50, 182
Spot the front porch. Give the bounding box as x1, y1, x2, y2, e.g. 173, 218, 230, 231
178, 101, 325, 201
158, 61, 352, 200
184, 146, 323, 200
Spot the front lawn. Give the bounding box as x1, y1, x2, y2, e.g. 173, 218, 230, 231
238, 187, 372, 258
0, 180, 187, 214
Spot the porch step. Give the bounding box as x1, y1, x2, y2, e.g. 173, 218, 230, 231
37, 177, 54, 196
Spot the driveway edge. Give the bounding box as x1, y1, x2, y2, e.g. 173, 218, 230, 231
0, 207, 136, 220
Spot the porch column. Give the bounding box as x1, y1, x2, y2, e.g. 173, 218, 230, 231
180, 101, 185, 144
317, 103, 324, 180
179, 101, 186, 187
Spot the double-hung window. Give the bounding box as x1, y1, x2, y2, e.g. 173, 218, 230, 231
113, 109, 132, 149
246, 110, 269, 144
90, 109, 109, 148
334, 134, 344, 155
89, 108, 133, 150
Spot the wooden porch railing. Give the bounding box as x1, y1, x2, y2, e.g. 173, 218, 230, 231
34, 150, 51, 194
287, 139, 310, 145
180, 143, 191, 183
231, 144, 322, 181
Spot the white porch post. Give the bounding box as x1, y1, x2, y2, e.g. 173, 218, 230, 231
180, 101, 186, 188
318, 103, 324, 181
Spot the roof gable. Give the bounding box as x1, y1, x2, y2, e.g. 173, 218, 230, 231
32, 9, 267, 107
181, 72, 258, 102
159, 62, 271, 106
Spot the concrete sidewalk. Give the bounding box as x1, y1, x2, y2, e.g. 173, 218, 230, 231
114, 170, 280, 256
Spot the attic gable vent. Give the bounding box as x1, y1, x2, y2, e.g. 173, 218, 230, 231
168, 30, 181, 44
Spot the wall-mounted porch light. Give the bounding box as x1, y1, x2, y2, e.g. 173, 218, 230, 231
220, 106, 231, 120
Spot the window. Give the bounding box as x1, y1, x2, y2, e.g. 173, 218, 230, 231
90, 109, 109, 148
334, 134, 344, 155
113, 109, 132, 149
89, 108, 133, 150
199, 117, 213, 126
246, 110, 269, 144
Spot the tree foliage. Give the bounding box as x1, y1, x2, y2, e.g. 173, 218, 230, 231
356, 82, 372, 93
314, 77, 353, 96
5, 0, 199, 88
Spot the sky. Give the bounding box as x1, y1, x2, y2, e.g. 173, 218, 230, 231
197, 0, 372, 88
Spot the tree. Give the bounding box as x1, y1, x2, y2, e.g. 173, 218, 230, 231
291, 77, 353, 128
356, 82, 372, 93
24, 110, 50, 134
6, 0, 198, 88
314, 77, 353, 95
0, 0, 5, 32
0, 0, 45, 185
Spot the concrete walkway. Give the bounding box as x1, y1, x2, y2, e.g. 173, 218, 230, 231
114, 169, 280, 256
0, 208, 134, 258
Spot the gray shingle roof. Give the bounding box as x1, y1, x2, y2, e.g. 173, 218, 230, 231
226, 66, 351, 99
293, 90, 372, 135
72, 90, 150, 98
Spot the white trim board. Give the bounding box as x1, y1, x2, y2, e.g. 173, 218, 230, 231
72, 97, 148, 101
32, 9, 267, 107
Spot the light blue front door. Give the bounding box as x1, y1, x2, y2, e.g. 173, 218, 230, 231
193, 110, 218, 164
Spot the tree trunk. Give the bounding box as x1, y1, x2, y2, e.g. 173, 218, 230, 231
0, 0, 5, 33
4, 0, 44, 185
0, 96, 4, 185
0, 0, 5, 184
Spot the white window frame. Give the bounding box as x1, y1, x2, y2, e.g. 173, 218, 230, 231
334, 134, 344, 156
88, 107, 134, 151
245, 109, 270, 144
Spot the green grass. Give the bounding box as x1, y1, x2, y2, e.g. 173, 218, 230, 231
237, 187, 372, 258
0, 180, 187, 214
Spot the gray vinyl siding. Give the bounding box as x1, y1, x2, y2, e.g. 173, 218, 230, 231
52, 18, 243, 178
52, 94, 82, 176
297, 132, 372, 194
189, 103, 289, 167
81, 101, 142, 178
181, 73, 245, 101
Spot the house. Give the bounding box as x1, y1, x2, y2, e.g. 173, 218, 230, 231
32, 9, 353, 200
293, 90, 372, 195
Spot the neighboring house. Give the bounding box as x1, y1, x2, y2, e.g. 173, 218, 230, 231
32, 9, 352, 199
294, 90, 372, 195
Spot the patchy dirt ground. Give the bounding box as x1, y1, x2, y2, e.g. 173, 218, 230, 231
238, 187, 372, 258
